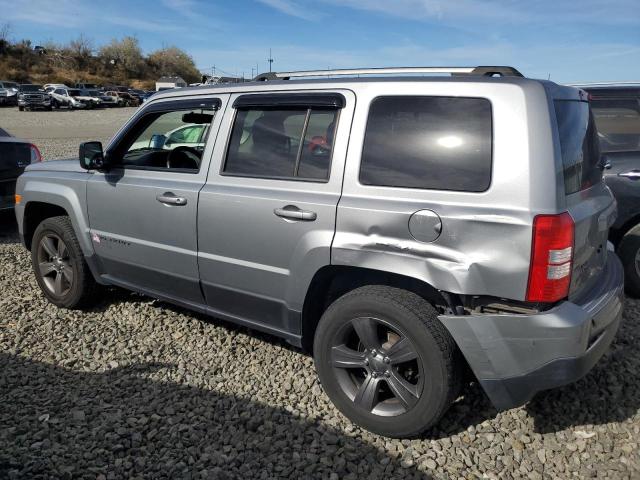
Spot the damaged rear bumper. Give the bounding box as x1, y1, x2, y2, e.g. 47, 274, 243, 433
439, 251, 624, 410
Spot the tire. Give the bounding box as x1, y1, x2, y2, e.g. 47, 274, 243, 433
313, 285, 461, 438
619, 224, 640, 297
18, 106, 24, 111
31, 216, 98, 309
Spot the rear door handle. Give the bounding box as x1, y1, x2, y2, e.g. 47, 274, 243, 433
274, 205, 317, 221
619, 170, 640, 180
156, 192, 187, 206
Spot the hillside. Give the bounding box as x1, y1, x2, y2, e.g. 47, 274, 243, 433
0, 33, 201, 89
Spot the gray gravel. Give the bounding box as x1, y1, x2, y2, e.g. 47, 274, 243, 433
1, 110, 639, 479
0, 106, 136, 159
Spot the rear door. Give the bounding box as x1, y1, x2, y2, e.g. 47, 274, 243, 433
554, 98, 616, 298
0, 140, 30, 210
197, 90, 354, 336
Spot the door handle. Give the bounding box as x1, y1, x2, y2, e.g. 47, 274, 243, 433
274, 205, 317, 221
156, 192, 188, 206
619, 170, 640, 180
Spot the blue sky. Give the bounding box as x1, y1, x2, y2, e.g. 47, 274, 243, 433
1, 0, 639, 82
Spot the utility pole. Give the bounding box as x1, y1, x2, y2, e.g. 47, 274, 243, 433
268, 49, 274, 72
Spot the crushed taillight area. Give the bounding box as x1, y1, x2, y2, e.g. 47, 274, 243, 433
526, 212, 575, 303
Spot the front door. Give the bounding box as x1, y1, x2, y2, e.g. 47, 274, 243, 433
197, 91, 354, 336
87, 95, 228, 305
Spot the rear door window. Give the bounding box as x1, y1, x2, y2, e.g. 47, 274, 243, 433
359, 96, 493, 192
554, 100, 602, 195
223, 107, 338, 181
590, 98, 640, 153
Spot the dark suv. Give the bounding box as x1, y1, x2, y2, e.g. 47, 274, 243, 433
579, 84, 640, 295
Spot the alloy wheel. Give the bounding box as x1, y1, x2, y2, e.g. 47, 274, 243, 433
330, 316, 424, 417
37, 234, 74, 297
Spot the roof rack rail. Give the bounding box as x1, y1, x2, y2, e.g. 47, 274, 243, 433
254, 66, 523, 81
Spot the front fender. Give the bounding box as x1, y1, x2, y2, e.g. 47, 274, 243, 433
19, 178, 93, 257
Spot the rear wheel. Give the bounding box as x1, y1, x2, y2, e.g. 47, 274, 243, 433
313, 285, 461, 438
31, 216, 98, 308
619, 224, 640, 297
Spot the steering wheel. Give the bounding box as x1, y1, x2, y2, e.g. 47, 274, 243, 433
166, 146, 201, 169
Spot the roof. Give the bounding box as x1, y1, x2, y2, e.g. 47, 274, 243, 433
148, 74, 555, 104
157, 76, 186, 83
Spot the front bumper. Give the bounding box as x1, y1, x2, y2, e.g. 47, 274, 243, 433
439, 251, 624, 410
18, 99, 51, 108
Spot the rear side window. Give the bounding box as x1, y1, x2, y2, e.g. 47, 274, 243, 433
554, 100, 601, 195
224, 107, 338, 181
590, 98, 640, 153
359, 96, 492, 192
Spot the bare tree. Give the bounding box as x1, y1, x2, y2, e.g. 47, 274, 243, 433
0, 23, 10, 42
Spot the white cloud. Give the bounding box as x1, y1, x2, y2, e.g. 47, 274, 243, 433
256, 0, 639, 25
256, 0, 321, 21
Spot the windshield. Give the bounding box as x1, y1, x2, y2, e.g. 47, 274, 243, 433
20, 84, 43, 92
4, 82, 18, 89
68, 89, 81, 96
88, 90, 100, 96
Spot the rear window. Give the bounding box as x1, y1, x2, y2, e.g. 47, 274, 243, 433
0, 142, 30, 168
554, 100, 602, 195
590, 98, 640, 153
359, 96, 492, 192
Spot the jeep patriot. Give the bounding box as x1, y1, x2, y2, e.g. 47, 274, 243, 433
14, 66, 624, 437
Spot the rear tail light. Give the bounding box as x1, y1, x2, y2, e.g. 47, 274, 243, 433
526, 212, 574, 303
30, 143, 42, 163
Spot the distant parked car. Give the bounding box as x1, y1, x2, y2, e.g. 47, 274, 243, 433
17, 84, 52, 111
103, 90, 139, 107
104, 85, 130, 93
0, 130, 41, 211
140, 91, 157, 103
48, 88, 90, 110
81, 89, 115, 107
127, 89, 146, 102
43, 83, 69, 91
0, 81, 19, 106
100, 91, 126, 107
75, 83, 100, 90
577, 83, 640, 295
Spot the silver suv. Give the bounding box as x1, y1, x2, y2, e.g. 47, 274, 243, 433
14, 66, 624, 437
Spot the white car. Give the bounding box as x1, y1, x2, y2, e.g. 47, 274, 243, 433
130, 123, 210, 151
48, 88, 91, 109
0, 81, 19, 106
43, 83, 69, 91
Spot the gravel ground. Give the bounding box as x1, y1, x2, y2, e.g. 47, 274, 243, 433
0, 110, 639, 479
0, 106, 137, 159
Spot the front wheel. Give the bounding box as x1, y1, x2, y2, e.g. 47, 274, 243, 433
18, 106, 24, 111
31, 216, 98, 309
313, 285, 461, 438
619, 224, 640, 297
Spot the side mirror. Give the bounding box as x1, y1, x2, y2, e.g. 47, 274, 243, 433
79, 141, 105, 170
150, 134, 167, 149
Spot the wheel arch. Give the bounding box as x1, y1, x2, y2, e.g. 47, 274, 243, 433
20, 185, 92, 257
300, 265, 453, 352
611, 214, 640, 247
